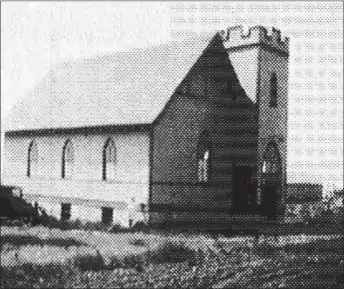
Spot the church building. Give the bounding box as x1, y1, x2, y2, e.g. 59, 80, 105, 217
3, 25, 289, 228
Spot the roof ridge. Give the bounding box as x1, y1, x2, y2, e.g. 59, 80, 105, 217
5, 31, 217, 132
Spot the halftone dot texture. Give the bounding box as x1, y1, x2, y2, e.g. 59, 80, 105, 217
1, 2, 343, 289
169, 1, 343, 194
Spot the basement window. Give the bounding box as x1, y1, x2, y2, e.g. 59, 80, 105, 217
61, 203, 71, 221
101, 207, 113, 225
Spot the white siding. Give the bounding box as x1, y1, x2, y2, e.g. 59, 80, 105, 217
3, 131, 150, 226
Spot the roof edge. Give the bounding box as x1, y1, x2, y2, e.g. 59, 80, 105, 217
152, 32, 221, 126
5, 123, 152, 137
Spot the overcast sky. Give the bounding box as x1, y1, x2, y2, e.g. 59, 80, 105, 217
1, 2, 343, 193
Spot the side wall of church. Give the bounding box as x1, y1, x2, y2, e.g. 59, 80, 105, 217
3, 131, 150, 226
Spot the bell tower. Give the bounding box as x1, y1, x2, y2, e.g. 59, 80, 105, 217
221, 25, 290, 221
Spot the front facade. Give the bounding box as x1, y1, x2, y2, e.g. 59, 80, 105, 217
3, 25, 289, 228
149, 26, 289, 228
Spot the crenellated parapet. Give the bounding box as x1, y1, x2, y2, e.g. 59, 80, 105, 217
220, 25, 289, 55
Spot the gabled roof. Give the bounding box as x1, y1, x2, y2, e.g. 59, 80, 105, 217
5, 34, 213, 132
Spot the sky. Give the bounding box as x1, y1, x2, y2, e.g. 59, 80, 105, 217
1, 2, 343, 194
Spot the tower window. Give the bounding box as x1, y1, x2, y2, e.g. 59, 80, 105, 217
269, 73, 278, 107
197, 131, 211, 182
27, 141, 38, 177
62, 140, 74, 179
103, 139, 116, 181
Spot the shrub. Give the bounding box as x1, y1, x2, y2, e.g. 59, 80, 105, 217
73, 252, 105, 272
253, 243, 279, 257
131, 221, 149, 232
129, 238, 146, 247
46, 215, 60, 228
109, 223, 128, 233
148, 241, 197, 264
84, 221, 106, 231
107, 256, 123, 269
122, 254, 145, 268
0, 218, 24, 227
67, 219, 83, 230
107, 254, 145, 270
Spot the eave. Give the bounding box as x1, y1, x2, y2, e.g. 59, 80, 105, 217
5, 123, 152, 137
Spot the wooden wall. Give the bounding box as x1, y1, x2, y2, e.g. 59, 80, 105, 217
150, 34, 260, 227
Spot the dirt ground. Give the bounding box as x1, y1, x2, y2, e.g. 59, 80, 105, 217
1, 226, 343, 288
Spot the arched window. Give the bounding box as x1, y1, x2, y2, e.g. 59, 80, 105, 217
269, 73, 278, 107
103, 139, 116, 181
27, 141, 38, 177
62, 140, 74, 179
262, 142, 281, 174
197, 131, 211, 182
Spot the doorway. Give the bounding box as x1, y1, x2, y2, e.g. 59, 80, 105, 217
261, 185, 278, 220
232, 166, 255, 213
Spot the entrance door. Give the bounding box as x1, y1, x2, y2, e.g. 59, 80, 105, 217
261, 185, 277, 220
232, 166, 253, 213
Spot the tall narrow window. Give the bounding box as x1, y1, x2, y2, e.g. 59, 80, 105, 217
103, 139, 116, 181
269, 73, 278, 107
27, 141, 38, 177
197, 131, 211, 182
198, 150, 210, 182
62, 140, 74, 179
262, 142, 281, 174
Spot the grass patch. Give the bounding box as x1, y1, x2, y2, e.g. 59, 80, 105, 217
252, 236, 344, 257
284, 237, 344, 254
72, 252, 145, 271
1, 235, 85, 248
1, 231, 343, 288
70, 240, 199, 272
148, 241, 198, 264
0, 263, 74, 288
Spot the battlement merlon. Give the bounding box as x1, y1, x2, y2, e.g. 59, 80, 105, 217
220, 25, 289, 56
